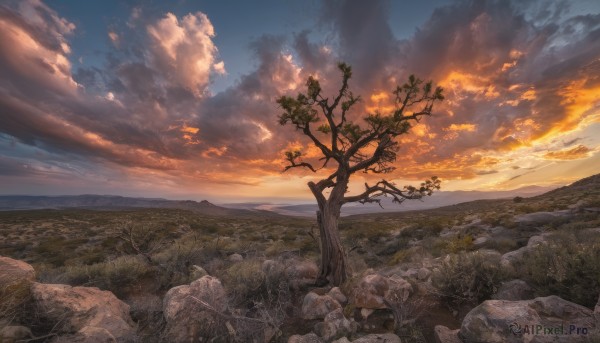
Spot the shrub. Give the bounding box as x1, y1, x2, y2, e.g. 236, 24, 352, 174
63, 255, 153, 297
221, 260, 266, 304
519, 238, 600, 308
0, 278, 31, 325
432, 251, 509, 309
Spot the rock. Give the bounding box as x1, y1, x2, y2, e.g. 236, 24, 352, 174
434, 325, 461, 343
500, 246, 528, 267
51, 326, 116, 343
287, 260, 319, 279
286, 260, 319, 289
301, 291, 341, 320
328, 287, 348, 304
399, 268, 420, 279
386, 275, 412, 303
332, 338, 352, 343
417, 267, 431, 281
0, 256, 35, 286
229, 253, 244, 262
31, 283, 135, 341
314, 308, 357, 341
514, 211, 568, 225
0, 325, 33, 343
350, 274, 412, 310
473, 235, 489, 247
360, 308, 374, 319
288, 332, 324, 343
262, 259, 281, 274
527, 234, 551, 248
351, 333, 402, 343
461, 295, 596, 342
354, 308, 396, 333
500, 234, 553, 268
492, 279, 534, 301
190, 264, 208, 279
351, 274, 389, 309
162, 275, 228, 342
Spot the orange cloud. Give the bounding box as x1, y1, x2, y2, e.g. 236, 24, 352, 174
543, 145, 592, 160
444, 123, 476, 132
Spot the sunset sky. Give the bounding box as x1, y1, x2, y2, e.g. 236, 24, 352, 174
1, 0, 599, 203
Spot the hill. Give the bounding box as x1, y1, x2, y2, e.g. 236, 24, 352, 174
0, 195, 252, 216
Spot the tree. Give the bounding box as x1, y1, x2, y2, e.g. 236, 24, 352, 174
276, 63, 444, 286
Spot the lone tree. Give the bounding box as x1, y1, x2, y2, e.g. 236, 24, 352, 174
277, 63, 444, 286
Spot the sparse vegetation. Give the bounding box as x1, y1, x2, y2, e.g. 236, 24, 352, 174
432, 251, 510, 310
0, 173, 599, 341
519, 232, 600, 308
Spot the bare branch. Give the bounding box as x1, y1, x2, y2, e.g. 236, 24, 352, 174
342, 177, 441, 205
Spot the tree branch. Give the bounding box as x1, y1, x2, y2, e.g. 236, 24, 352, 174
342, 177, 440, 205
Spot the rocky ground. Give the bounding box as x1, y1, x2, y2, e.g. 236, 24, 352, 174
1, 174, 599, 342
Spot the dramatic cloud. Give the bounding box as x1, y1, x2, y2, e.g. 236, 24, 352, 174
0, 0, 599, 200
146, 12, 224, 96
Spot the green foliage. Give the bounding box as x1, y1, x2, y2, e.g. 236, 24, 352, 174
432, 251, 509, 309
519, 236, 600, 308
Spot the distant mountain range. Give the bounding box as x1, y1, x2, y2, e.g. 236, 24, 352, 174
223, 185, 556, 216
0, 194, 251, 216
0, 183, 564, 216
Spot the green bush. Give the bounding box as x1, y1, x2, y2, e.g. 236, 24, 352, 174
519, 238, 600, 308
432, 251, 509, 309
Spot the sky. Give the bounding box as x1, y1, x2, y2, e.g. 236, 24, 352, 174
0, 0, 599, 203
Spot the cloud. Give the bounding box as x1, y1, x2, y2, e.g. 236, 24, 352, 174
0, 0, 599, 199
543, 145, 592, 160
146, 12, 223, 96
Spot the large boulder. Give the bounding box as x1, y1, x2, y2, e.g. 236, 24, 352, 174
162, 275, 228, 342
492, 279, 534, 301
31, 283, 135, 342
434, 325, 461, 343
314, 308, 357, 341
301, 291, 341, 320
350, 274, 412, 310
461, 296, 597, 342
0, 256, 35, 286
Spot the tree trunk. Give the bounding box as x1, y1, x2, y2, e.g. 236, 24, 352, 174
316, 203, 348, 286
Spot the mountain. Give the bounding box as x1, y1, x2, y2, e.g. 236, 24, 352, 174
224, 185, 556, 217
0, 195, 251, 216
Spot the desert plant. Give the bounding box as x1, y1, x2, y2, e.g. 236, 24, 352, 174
432, 251, 509, 309
519, 237, 600, 308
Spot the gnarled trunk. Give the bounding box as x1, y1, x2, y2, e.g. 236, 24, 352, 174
315, 200, 348, 286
